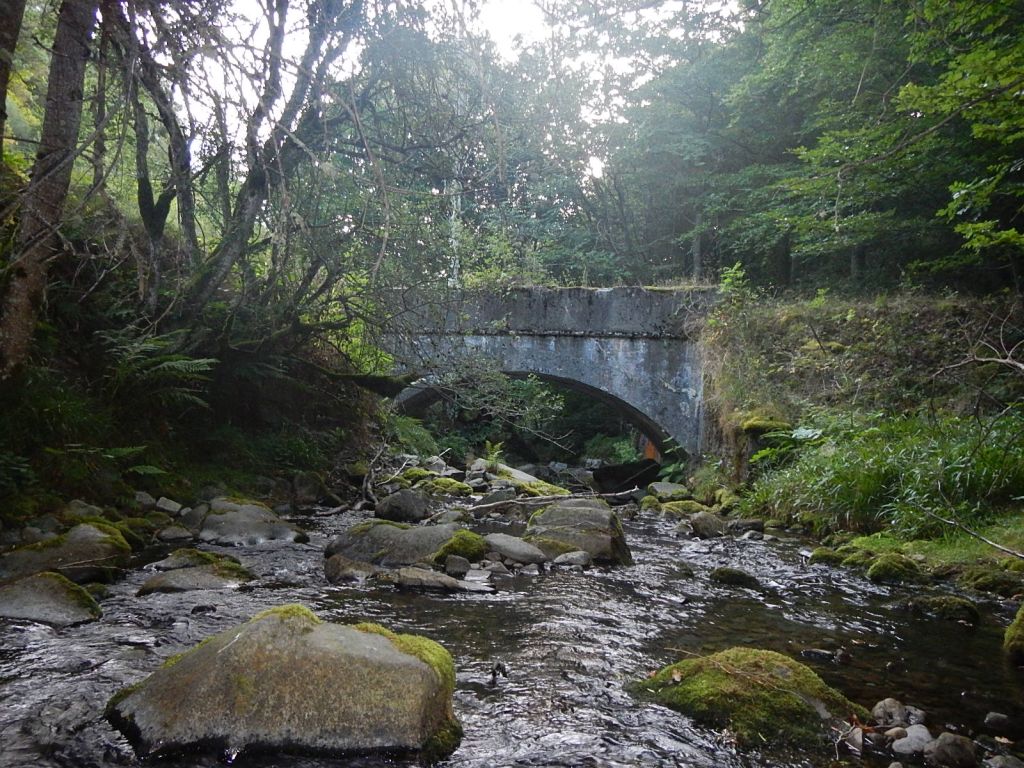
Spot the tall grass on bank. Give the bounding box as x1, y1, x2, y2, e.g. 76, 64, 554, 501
744, 408, 1024, 538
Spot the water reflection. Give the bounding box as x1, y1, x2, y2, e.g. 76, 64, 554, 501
0, 505, 1020, 768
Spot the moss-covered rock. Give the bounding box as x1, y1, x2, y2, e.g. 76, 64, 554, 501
867, 553, 923, 584
808, 547, 846, 567
0, 523, 131, 583
107, 606, 461, 760
837, 546, 877, 569
0, 571, 102, 626
418, 477, 473, 497
137, 560, 253, 596
1005, 603, 1024, 665
646, 482, 692, 502
326, 521, 464, 567
958, 565, 1024, 597
899, 595, 980, 624
639, 495, 663, 513
637, 647, 868, 749
525, 498, 632, 565
200, 497, 308, 547
714, 488, 742, 512
401, 467, 437, 485
511, 478, 571, 497
662, 500, 710, 518
431, 530, 488, 564
709, 567, 760, 589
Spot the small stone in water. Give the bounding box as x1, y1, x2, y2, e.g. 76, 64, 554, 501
985, 712, 1013, 734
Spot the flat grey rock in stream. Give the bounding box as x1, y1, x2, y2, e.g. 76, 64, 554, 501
325, 521, 461, 567
106, 606, 461, 760
199, 498, 308, 546
0, 571, 102, 626
136, 563, 252, 596
484, 533, 548, 564
385, 566, 495, 593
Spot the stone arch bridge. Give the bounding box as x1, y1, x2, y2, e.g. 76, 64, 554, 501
382, 287, 715, 457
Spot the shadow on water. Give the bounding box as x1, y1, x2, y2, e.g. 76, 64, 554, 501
1, 504, 1022, 767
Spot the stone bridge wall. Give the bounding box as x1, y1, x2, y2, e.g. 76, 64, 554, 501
382, 287, 715, 456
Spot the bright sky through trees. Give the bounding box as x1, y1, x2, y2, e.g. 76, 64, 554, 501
478, 1, 549, 59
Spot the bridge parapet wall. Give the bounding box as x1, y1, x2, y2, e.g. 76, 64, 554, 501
388, 286, 715, 340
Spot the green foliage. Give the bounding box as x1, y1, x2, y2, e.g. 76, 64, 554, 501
749, 426, 824, 469
100, 331, 217, 415
0, 451, 36, 496
384, 413, 439, 457
582, 434, 640, 464
483, 440, 504, 471
744, 408, 1024, 537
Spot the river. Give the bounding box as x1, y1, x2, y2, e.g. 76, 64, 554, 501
1, 501, 1020, 767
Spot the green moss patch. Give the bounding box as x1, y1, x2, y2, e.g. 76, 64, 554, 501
353, 623, 456, 697
808, 547, 846, 566
349, 519, 411, 536
522, 535, 578, 558
662, 500, 710, 518
636, 647, 868, 749
899, 595, 979, 624
418, 477, 473, 497
401, 467, 438, 484
431, 530, 488, 564
1005, 603, 1024, 665
499, 471, 570, 497
37, 571, 102, 618
639, 496, 662, 513
958, 565, 1024, 597
867, 553, 923, 584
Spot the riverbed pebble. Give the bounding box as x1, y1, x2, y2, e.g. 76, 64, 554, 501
923, 732, 977, 767
892, 724, 934, 757
874, 698, 910, 727
985, 712, 1014, 734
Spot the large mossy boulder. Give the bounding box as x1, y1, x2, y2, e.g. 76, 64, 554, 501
106, 605, 461, 761
866, 553, 923, 584
325, 521, 463, 567
200, 498, 308, 547
0, 523, 130, 583
638, 647, 868, 749
525, 498, 632, 565
0, 571, 102, 626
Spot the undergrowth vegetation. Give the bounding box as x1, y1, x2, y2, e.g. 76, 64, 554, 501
703, 268, 1024, 542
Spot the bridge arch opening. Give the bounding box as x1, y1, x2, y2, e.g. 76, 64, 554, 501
394, 370, 674, 460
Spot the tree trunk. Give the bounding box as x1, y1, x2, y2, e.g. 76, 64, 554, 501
0, 0, 28, 159
0, 0, 98, 379
692, 209, 703, 282
850, 244, 867, 283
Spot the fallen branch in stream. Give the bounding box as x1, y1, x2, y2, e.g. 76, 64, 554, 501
469, 486, 640, 514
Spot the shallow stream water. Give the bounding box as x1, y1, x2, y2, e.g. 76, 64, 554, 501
1, 503, 1021, 767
